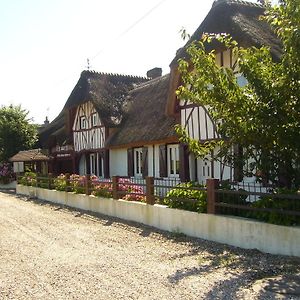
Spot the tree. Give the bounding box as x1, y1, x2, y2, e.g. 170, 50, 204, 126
176, 0, 300, 188
0, 105, 38, 162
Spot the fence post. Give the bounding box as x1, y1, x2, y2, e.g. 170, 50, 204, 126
146, 176, 155, 205
48, 173, 53, 189
112, 176, 119, 200
65, 173, 70, 192
206, 178, 219, 214
85, 175, 91, 195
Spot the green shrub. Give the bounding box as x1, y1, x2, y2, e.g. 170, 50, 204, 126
218, 181, 248, 217
19, 172, 37, 186
69, 174, 85, 194
163, 182, 207, 213
53, 174, 67, 191
248, 190, 300, 226
91, 178, 112, 198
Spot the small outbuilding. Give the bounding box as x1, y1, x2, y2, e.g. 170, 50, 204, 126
9, 149, 50, 174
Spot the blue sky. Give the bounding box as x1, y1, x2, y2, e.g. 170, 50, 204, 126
0, 0, 261, 124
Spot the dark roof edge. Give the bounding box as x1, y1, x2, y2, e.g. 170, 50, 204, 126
212, 0, 264, 9
80, 70, 148, 81
129, 73, 170, 93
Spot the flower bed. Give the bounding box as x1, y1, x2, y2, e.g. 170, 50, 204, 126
0, 163, 15, 184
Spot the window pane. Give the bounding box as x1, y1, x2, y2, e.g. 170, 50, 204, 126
175, 148, 179, 174
140, 151, 143, 174
170, 148, 174, 174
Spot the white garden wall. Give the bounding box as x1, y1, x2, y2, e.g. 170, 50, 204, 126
16, 184, 300, 257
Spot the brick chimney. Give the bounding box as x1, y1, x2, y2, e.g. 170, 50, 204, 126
146, 67, 162, 79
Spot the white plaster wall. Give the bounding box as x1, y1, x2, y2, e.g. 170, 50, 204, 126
110, 149, 127, 176
17, 184, 300, 257
147, 145, 155, 177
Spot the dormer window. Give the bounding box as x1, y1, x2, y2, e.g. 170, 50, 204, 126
80, 116, 87, 129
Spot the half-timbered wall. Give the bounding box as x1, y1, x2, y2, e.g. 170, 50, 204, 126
188, 147, 233, 184
180, 49, 242, 183
180, 104, 219, 141
73, 101, 106, 152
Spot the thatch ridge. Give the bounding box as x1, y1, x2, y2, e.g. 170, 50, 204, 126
171, 0, 281, 66
10, 148, 49, 162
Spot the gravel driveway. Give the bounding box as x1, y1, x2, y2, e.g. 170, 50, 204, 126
0, 191, 299, 299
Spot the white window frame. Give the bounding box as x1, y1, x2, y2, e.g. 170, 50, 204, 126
167, 144, 179, 178
134, 148, 143, 177
97, 153, 104, 178
80, 116, 87, 129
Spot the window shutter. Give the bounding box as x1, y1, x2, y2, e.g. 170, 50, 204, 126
159, 145, 167, 177
142, 147, 148, 178
103, 149, 110, 178
179, 143, 190, 182
127, 148, 134, 177
233, 145, 243, 182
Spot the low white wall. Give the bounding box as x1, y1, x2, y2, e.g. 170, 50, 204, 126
17, 184, 300, 257
0, 181, 16, 190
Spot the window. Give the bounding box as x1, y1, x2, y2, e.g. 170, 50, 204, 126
236, 74, 248, 87
80, 116, 87, 129
97, 153, 104, 177
202, 161, 210, 177
167, 145, 179, 177
91, 113, 97, 127
134, 148, 143, 177
90, 153, 104, 177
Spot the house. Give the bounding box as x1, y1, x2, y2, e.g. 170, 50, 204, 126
9, 149, 50, 174
38, 0, 281, 184
39, 70, 148, 176
107, 73, 188, 180
166, 0, 281, 183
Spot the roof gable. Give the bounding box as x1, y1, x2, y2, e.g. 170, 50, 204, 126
64, 71, 149, 127
171, 0, 281, 66
39, 70, 148, 147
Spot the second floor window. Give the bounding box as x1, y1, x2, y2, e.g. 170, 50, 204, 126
80, 116, 87, 129
91, 113, 97, 127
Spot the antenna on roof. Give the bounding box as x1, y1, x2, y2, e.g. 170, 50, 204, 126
87, 58, 91, 70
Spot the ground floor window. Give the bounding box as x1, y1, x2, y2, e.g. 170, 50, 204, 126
90, 153, 103, 177
167, 144, 179, 178
134, 148, 143, 177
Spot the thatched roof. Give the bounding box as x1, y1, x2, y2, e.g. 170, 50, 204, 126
39, 70, 148, 148
9, 149, 49, 162
63, 71, 148, 127
38, 111, 66, 148
107, 74, 178, 148
171, 0, 282, 66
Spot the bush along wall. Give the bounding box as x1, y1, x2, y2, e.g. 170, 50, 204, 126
163, 182, 207, 213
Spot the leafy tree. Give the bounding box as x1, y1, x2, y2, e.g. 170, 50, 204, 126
0, 105, 38, 162
176, 0, 300, 188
